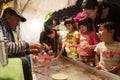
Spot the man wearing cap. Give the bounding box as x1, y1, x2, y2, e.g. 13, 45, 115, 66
0, 7, 42, 56
0, 7, 42, 80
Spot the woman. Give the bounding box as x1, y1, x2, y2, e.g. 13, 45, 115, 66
74, 0, 120, 40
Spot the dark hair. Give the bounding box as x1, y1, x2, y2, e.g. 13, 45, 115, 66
53, 17, 60, 25
82, 0, 102, 31
44, 27, 54, 35
44, 18, 55, 27
61, 16, 69, 21
78, 17, 93, 32
44, 16, 60, 31
44, 18, 56, 31
44, 26, 59, 53
82, 0, 99, 10
98, 22, 120, 41
64, 18, 77, 30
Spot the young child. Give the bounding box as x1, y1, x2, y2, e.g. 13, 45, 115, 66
64, 18, 79, 60
45, 26, 66, 60
77, 17, 99, 66
40, 17, 60, 54
94, 22, 120, 74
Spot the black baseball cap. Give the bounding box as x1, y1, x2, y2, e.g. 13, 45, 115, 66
3, 7, 26, 22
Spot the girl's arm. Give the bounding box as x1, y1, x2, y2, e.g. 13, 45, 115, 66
89, 31, 99, 45
43, 43, 50, 50
55, 43, 65, 60
95, 52, 100, 67
109, 63, 120, 73
85, 31, 99, 51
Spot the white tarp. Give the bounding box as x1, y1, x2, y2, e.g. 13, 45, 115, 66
16, 0, 77, 42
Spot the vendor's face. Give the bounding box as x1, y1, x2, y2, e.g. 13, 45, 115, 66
6, 14, 20, 30
83, 7, 98, 20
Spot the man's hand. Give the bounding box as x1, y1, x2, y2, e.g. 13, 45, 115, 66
32, 54, 39, 63
29, 42, 42, 53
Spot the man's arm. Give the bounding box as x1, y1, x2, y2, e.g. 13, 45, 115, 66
7, 41, 42, 56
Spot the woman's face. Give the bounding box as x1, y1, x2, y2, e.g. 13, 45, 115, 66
47, 31, 55, 39
83, 7, 98, 20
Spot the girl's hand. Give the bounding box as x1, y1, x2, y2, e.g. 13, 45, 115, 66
52, 57, 59, 61
68, 44, 75, 47
95, 65, 101, 69
109, 66, 118, 73
83, 45, 91, 51
32, 54, 39, 63
43, 43, 50, 50
77, 58, 83, 62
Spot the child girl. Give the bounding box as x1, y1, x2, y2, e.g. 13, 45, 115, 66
77, 17, 99, 66
95, 22, 120, 74
64, 18, 79, 60
45, 26, 66, 60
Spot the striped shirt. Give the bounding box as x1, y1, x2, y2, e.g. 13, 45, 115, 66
0, 18, 29, 56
